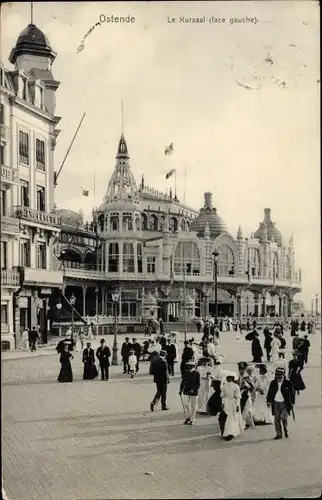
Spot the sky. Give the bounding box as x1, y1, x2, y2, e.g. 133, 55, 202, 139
1, 1, 320, 308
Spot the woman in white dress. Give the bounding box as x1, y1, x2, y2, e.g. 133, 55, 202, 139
197, 359, 212, 413
270, 335, 281, 366
253, 365, 273, 425
87, 325, 94, 340
221, 372, 243, 440
20, 329, 29, 351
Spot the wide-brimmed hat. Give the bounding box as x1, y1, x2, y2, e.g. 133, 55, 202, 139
100, 339, 105, 343
275, 367, 285, 374
238, 361, 248, 370
186, 360, 196, 366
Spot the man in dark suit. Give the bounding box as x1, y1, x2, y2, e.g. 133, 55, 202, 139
150, 350, 169, 411
267, 367, 295, 440
96, 338, 111, 381
30, 327, 39, 351
166, 337, 176, 376
121, 337, 131, 374
82, 342, 98, 380
132, 338, 141, 372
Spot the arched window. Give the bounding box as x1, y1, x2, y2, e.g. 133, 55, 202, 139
217, 244, 235, 276
110, 214, 119, 231
122, 213, 133, 231
108, 243, 119, 272
174, 242, 200, 276
284, 255, 291, 279
137, 243, 143, 273
181, 219, 186, 231
148, 214, 158, 231
272, 252, 279, 279
159, 215, 165, 231
245, 248, 260, 277
98, 214, 104, 232
141, 213, 148, 230
169, 217, 178, 232
135, 216, 141, 231
61, 248, 81, 268
123, 242, 135, 272
84, 251, 96, 270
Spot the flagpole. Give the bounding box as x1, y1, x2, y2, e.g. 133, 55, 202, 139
183, 243, 187, 343
174, 170, 177, 201
183, 164, 187, 205
93, 169, 96, 206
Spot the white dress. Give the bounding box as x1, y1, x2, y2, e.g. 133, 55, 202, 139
221, 382, 243, 437
240, 376, 255, 428
197, 366, 212, 412
128, 354, 137, 371
270, 337, 281, 365
253, 375, 273, 424
20, 330, 29, 350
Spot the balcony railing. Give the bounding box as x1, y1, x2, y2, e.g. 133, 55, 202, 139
23, 268, 64, 288
1, 165, 17, 184
1, 269, 20, 287
85, 315, 142, 324
1, 215, 20, 233
15, 206, 62, 227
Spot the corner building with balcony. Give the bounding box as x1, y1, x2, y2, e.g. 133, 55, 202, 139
56, 134, 302, 330
0, 24, 63, 349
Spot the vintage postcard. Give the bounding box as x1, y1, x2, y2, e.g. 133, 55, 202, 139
1, 1, 320, 499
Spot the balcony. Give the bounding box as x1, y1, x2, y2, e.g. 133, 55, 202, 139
1, 165, 17, 185
15, 206, 62, 227
85, 315, 142, 325
1, 215, 20, 234
23, 268, 64, 288
1, 269, 20, 287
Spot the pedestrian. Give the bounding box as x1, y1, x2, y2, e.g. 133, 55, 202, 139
264, 330, 273, 362
96, 338, 111, 381
58, 343, 74, 383
159, 333, 167, 351
179, 360, 201, 425
132, 338, 141, 372
180, 341, 194, 377
220, 372, 243, 441
20, 328, 29, 351
298, 335, 310, 365
237, 361, 254, 429
30, 327, 39, 352
253, 365, 273, 425
288, 351, 306, 398
148, 340, 161, 375
79, 329, 85, 350
159, 318, 164, 335
121, 337, 131, 374
197, 358, 212, 414
150, 350, 169, 411
82, 342, 98, 380
128, 350, 137, 378
87, 324, 94, 340
270, 334, 281, 366
274, 352, 287, 373
251, 333, 263, 362
267, 367, 295, 439
165, 337, 176, 376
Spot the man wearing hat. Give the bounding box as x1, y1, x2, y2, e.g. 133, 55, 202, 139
96, 339, 111, 381
267, 367, 295, 439
166, 337, 177, 376
82, 342, 98, 380
179, 360, 201, 425
150, 350, 169, 411
121, 337, 131, 374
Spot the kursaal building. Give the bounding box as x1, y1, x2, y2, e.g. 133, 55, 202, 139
1, 23, 302, 348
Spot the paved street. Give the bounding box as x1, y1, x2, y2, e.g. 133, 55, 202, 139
2, 330, 321, 500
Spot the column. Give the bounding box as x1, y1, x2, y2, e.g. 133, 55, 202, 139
14, 295, 21, 348
279, 295, 283, 317
288, 297, 293, 317
204, 293, 209, 318
236, 294, 241, 318
30, 291, 39, 328
82, 284, 87, 317
262, 293, 267, 316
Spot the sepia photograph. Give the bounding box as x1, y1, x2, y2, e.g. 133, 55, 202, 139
0, 1, 321, 499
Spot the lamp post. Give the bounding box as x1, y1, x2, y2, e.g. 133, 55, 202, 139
212, 250, 219, 326
111, 290, 120, 365
70, 293, 76, 339
315, 294, 319, 316
56, 301, 62, 338
95, 286, 99, 336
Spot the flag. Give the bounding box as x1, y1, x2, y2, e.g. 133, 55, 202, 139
81, 188, 89, 196
165, 142, 174, 155
165, 169, 176, 180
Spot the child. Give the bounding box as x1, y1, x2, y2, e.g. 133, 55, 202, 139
128, 350, 137, 378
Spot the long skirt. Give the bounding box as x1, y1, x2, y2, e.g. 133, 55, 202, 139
242, 397, 254, 427
83, 362, 98, 380
253, 393, 273, 424
223, 400, 241, 437
197, 379, 210, 413
58, 361, 73, 383
290, 373, 306, 392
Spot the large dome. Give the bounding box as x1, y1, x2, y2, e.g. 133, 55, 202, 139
9, 24, 56, 64
254, 208, 283, 246
190, 192, 229, 238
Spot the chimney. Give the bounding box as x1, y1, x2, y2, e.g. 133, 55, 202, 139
204, 192, 213, 209
264, 208, 271, 222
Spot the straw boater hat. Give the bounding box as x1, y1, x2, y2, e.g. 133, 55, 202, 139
275, 367, 285, 374
186, 360, 196, 366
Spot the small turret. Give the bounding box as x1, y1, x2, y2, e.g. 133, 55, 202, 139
237, 225, 243, 240
204, 222, 210, 238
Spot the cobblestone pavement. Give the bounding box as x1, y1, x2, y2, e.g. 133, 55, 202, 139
2, 330, 321, 500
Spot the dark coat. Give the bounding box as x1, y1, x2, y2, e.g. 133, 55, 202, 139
298, 338, 310, 354
181, 346, 194, 363
267, 378, 295, 415
180, 369, 201, 396
58, 351, 73, 383
264, 334, 272, 350
82, 348, 98, 380
151, 356, 169, 384
288, 359, 306, 391
252, 337, 263, 361
159, 336, 167, 351
166, 343, 176, 360
132, 342, 141, 358
96, 345, 111, 366
121, 342, 131, 360
30, 330, 39, 342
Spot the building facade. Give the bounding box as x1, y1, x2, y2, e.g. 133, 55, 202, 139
0, 24, 63, 349
54, 134, 302, 327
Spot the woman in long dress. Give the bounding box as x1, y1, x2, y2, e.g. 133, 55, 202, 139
20, 329, 29, 351
253, 365, 273, 425
197, 359, 212, 413
288, 351, 306, 400
270, 335, 281, 366
58, 344, 74, 383
221, 373, 243, 441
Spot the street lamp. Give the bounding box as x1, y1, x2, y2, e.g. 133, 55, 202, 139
70, 293, 76, 339
95, 286, 99, 336
111, 290, 120, 365
212, 250, 219, 326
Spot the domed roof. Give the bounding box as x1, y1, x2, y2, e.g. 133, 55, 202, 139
190, 192, 229, 238
254, 208, 283, 246
55, 209, 83, 228
143, 293, 156, 305
9, 24, 56, 65
98, 198, 142, 213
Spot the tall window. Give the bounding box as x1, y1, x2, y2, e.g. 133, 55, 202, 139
148, 214, 158, 230
141, 213, 148, 230
36, 242, 46, 269
245, 248, 260, 277
19, 131, 29, 165
20, 239, 31, 267
0, 189, 6, 216
147, 256, 156, 273
123, 213, 133, 231
39, 87, 44, 109
110, 214, 119, 231
174, 242, 200, 276
217, 244, 235, 276
20, 180, 29, 207
1, 241, 7, 269
22, 77, 27, 100
169, 217, 178, 232
36, 185, 46, 212
108, 242, 119, 272
137, 243, 143, 273
0, 103, 4, 124
272, 253, 279, 279
1, 304, 8, 326
0, 145, 4, 165
284, 255, 291, 279
36, 139, 45, 171
123, 242, 135, 272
